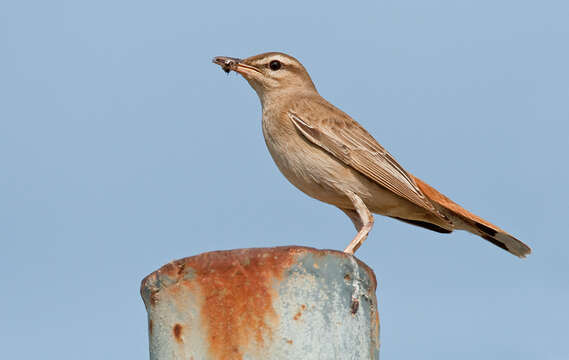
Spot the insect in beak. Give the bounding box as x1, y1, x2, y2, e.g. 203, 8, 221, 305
212, 56, 242, 74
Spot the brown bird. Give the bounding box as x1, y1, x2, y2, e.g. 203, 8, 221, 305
212, 52, 531, 258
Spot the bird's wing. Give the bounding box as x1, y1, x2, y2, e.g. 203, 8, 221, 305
288, 108, 443, 217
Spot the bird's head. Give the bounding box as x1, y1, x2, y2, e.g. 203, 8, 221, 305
213, 52, 317, 101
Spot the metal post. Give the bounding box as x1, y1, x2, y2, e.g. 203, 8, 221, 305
141, 246, 380, 359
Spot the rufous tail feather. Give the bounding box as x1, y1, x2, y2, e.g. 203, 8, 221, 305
412, 175, 531, 258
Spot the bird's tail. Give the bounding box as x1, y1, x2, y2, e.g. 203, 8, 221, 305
412, 176, 531, 258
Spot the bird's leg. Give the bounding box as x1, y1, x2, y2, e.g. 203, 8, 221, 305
340, 191, 374, 254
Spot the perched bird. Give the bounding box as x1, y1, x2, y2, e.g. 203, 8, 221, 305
212, 52, 531, 258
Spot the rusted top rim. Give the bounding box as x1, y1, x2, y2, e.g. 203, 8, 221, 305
140, 246, 376, 296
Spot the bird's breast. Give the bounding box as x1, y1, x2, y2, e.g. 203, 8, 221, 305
261, 110, 356, 207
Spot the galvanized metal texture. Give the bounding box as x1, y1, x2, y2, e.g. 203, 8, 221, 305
141, 246, 379, 359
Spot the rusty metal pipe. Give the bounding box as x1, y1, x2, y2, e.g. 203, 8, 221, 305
141, 246, 380, 359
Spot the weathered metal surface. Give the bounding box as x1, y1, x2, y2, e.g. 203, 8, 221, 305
141, 246, 379, 359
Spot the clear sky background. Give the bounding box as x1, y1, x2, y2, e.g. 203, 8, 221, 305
1, 1, 568, 359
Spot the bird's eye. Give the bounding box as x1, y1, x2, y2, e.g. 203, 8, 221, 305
269, 60, 282, 71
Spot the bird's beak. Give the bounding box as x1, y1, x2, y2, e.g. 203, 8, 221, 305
212, 56, 262, 75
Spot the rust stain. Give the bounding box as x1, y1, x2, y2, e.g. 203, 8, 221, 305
350, 298, 359, 315
173, 323, 183, 343
141, 273, 160, 307
293, 304, 307, 321
176, 262, 186, 275
285, 339, 293, 345
194, 248, 296, 359
160, 247, 300, 360
148, 320, 153, 335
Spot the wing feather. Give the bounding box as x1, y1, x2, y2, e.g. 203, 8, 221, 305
288, 110, 442, 217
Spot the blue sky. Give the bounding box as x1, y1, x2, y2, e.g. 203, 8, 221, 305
1, 1, 568, 359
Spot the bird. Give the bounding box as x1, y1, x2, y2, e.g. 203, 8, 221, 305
212, 52, 531, 258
